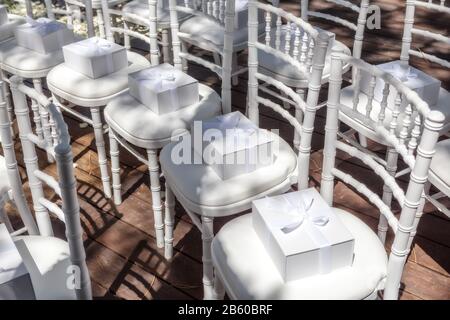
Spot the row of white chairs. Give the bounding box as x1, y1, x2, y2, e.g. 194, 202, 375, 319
0, 0, 448, 300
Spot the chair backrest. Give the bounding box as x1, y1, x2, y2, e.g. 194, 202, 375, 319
0, 80, 38, 237
168, 0, 235, 114
321, 50, 444, 300
9, 76, 92, 300
400, 0, 450, 69
248, 0, 331, 189
20, 0, 95, 37
300, 0, 370, 59
101, 0, 159, 64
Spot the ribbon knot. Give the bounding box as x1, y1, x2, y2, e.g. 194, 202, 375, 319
390, 64, 418, 82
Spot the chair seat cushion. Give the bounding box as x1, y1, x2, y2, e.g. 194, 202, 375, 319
47, 51, 150, 107
13, 235, 77, 300
429, 139, 450, 197
0, 15, 25, 42
0, 156, 11, 196
122, 0, 190, 28
212, 209, 388, 300
258, 39, 351, 87
179, 15, 264, 52
104, 84, 222, 149
0, 39, 65, 78
160, 133, 297, 217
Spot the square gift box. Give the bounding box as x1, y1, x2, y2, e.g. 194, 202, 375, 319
14, 18, 75, 54
0, 5, 8, 26
0, 224, 28, 289
128, 63, 199, 114
63, 37, 128, 79
360, 60, 441, 108
191, 111, 275, 180
252, 189, 355, 282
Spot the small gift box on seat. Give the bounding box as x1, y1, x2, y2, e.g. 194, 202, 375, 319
192, 111, 275, 180
0, 5, 8, 26
360, 60, 441, 108
63, 37, 128, 79
14, 18, 75, 54
252, 189, 355, 282
128, 63, 199, 114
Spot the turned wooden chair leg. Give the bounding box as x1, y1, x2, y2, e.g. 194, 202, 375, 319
379, 147, 399, 244
90, 106, 112, 199
161, 28, 171, 64
109, 129, 122, 206
0, 70, 14, 136
147, 149, 165, 248
33, 78, 54, 163
293, 88, 305, 151
201, 215, 215, 300
164, 183, 175, 259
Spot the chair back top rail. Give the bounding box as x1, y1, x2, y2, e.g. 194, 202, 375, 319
9, 76, 92, 300
401, 0, 450, 68
321, 51, 445, 299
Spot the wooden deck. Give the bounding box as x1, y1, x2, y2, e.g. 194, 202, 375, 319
3, 0, 450, 300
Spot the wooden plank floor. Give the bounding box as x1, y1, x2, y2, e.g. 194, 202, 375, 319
3, 0, 449, 300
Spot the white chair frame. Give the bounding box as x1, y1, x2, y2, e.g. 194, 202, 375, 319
9, 75, 91, 299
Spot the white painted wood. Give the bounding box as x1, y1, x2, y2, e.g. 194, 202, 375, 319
164, 183, 175, 259
148, 149, 164, 249
322, 50, 444, 300
109, 129, 122, 206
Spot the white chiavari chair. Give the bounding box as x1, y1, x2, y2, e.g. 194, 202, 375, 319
45, 0, 150, 201
158, 0, 331, 299
398, 0, 450, 220
0, 79, 38, 237
103, 0, 227, 251
210, 50, 444, 300
5, 75, 91, 299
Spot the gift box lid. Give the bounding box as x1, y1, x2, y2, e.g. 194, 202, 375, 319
128, 63, 198, 94
63, 36, 125, 58
15, 17, 68, 36
253, 188, 354, 256
377, 60, 441, 90
0, 224, 28, 285
198, 111, 274, 156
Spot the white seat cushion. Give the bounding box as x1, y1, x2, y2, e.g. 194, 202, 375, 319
259, 38, 351, 88
0, 156, 11, 196
179, 15, 265, 52
212, 209, 388, 300
0, 39, 65, 78
0, 15, 25, 42
160, 133, 297, 217
105, 84, 222, 149
13, 235, 77, 300
429, 139, 450, 197
47, 51, 150, 107
122, 0, 190, 28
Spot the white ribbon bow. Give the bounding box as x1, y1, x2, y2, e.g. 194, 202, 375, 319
390, 63, 418, 82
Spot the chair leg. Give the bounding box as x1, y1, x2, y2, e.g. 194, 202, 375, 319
379, 147, 398, 244
90, 106, 112, 199
358, 133, 368, 148
33, 78, 54, 163
161, 28, 171, 64
201, 216, 215, 300
164, 183, 175, 259
232, 52, 239, 86
407, 181, 431, 249
97, 8, 105, 39
109, 130, 122, 206
293, 88, 305, 151
0, 70, 14, 136
147, 149, 165, 248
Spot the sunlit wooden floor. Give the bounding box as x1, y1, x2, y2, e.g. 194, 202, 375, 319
2, 0, 449, 300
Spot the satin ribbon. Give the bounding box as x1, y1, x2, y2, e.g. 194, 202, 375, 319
136, 68, 180, 109
265, 193, 333, 274
389, 63, 418, 82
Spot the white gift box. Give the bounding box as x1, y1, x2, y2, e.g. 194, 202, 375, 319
0, 5, 8, 26
63, 37, 128, 79
0, 224, 28, 286
360, 60, 442, 108
192, 111, 275, 180
252, 189, 355, 282
14, 18, 75, 54
128, 63, 199, 114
